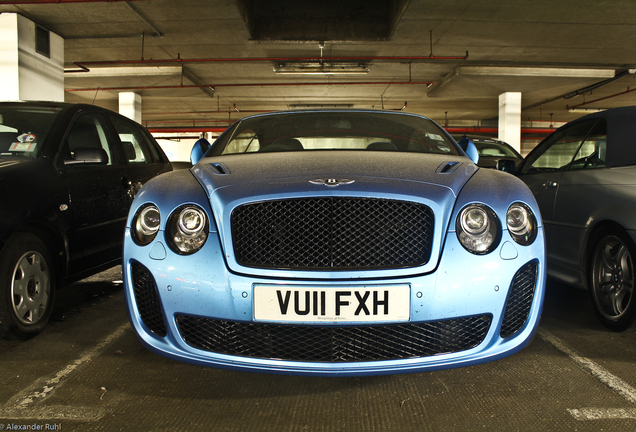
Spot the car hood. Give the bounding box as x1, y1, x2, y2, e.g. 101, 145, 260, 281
191, 151, 478, 278
192, 151, 477, 198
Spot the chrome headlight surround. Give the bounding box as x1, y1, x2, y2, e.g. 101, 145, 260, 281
506, 203, 537, 246
166, 205, 209, 255
132, 204, 161, 246
456, 204, 501, 255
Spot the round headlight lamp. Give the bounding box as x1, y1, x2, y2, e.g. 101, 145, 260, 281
506, 203, 537, 246
167, 205, 209, 255
132, 204, 160, 245
456, 204, 501, 254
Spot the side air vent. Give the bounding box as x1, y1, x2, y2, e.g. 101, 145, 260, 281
207, 163, 230, 175
436, 161, 461, 174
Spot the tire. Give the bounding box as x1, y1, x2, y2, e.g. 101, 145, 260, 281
588, 227, 636, 332
0, 233, 56, 340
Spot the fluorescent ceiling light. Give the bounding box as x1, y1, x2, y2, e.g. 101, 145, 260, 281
457, 67, 615, 78
64, 66, 182, 77
568, 108, 607, 113
289, 104, 355, 108
274, 63, 369, 75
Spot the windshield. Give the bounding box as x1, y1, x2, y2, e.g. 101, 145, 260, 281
0, 105, 63, 158
210, 111, 460, 156
473, 141, 521, 158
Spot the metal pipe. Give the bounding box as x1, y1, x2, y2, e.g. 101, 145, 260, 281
567, 87, 636, 109
65, 80, 435, 92
70, 53, 469, 71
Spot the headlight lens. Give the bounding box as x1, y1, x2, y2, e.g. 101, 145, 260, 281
506, 203, 537, 246
167, 205, 208, 254
456, 204, 501, 254
132, 204, 160, 245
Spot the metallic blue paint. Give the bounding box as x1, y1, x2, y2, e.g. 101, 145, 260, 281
123, 110, 546, 376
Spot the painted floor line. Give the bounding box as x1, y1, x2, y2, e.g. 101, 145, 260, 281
538, 328, 636, 421
0, 322, 129, 421
568, 408, 636, 420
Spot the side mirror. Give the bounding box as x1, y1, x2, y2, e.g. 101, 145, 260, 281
497, 159, 517, 173
458, 138, 480, 165
190, 138, 211, 165
65, 147, 109, 165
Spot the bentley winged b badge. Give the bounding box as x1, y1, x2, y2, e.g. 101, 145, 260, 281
309, 178, 355, 187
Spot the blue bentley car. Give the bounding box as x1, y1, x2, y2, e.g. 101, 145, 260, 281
123, 109, 546, 376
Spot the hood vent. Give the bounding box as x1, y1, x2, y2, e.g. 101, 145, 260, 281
436, 161, 461, 174
207, 162, 230, 175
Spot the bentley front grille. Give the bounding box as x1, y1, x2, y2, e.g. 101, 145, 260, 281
231, 197, 434, 270
175, 314, 492, 362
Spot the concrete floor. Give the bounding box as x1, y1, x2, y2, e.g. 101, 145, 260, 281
0, 267, 635, 432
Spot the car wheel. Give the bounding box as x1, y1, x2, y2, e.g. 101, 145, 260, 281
0, 234, 55, 340
588, 227, 636, 332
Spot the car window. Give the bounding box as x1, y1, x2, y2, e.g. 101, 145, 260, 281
65, 113, 118, 165
520, 119, 600, 174
109, 115, 155, 164
222, 129, 260, 154
0, 105, 63, 159
212, 112, 459, 156
569, 119, 607, 170
475, 143, 517, 158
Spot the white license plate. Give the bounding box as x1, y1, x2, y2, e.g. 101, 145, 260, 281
253, 285, 410, 323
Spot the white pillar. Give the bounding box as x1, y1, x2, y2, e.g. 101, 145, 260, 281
119, 92, 142, 123
0, 13, 64, 102
498, 92, 522, 153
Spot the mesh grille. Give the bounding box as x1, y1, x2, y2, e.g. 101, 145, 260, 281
131, 262, 167, 337
176, 314, 491, 362
231, 198, 434, 270
500, 260, 539, 338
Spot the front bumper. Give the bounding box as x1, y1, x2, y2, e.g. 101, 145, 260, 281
123, 228, 546, 376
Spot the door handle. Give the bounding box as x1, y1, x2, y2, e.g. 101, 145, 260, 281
542, 180, 558, 189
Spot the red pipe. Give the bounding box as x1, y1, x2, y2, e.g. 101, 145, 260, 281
144, 119, 234, 124
144, 110, 273, 116
65, 81, 435, 92
146, 125, 557, 135
0, 0, 145, 3
446, 127, 556, 135
147, 126, 228, 133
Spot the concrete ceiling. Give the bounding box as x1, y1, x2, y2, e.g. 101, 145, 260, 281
2, 0, 636, 135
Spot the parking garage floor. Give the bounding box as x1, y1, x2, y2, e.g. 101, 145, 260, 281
1, 267, 635, 432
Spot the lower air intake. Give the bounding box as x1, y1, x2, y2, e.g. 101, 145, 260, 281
500, 260, 539, 338
175, 314, 492, 362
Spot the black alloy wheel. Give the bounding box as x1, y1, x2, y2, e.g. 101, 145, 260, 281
589, 227, 636, 332
0, 233, 55, 340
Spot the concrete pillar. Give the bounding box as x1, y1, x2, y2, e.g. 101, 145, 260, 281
0, 13, 64, 101
498, 92, 522, 153
119, 92, 142, 123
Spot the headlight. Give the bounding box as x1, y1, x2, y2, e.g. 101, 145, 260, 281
456, 204, 501, 254
167, 205, 208, 254
506, 203, 537, 246
132, 204, 160, 246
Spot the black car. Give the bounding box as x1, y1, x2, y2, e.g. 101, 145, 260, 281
454, 135, 524, 172
0, 102, 172, 339
516, 106, 636, 331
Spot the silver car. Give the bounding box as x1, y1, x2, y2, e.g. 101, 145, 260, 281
516, 106, 636, 331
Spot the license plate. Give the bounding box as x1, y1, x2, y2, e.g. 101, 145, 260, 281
253, 285, 410, 323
